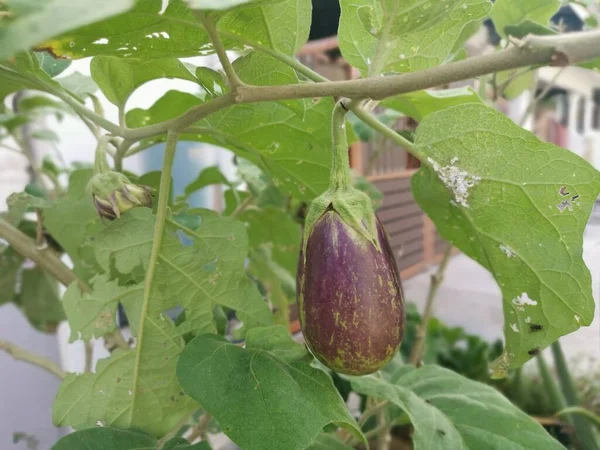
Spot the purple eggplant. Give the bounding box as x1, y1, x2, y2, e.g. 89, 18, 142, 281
297, 210, 404, 375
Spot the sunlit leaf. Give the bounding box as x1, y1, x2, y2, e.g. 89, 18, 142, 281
491, 0, 560, 38
411, 104, 600, 376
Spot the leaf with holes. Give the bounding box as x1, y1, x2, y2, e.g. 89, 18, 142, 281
127, 91, 334, 200
62, 274, 144, 342
91, 56, 198, 108
338, 0, 491, 75
36, 0, 210, 59
491, 0, 560, 38
347, 365, 563, 449
176, 332, 364, 450
411, 103, 600, 376
0, 0, 134, 61
54, 208, 270, 436
381, 87, 482, 121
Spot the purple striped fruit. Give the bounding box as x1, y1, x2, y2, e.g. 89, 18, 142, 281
297, 210, 404, 375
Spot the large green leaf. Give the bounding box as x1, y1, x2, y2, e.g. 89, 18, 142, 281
491, 0, 560, 38
127, 91, 333, 200
0, 0, 134, 61
381, 87, 482, 121
338, 0, 491, 75
411, 104, 600, 376
176, 329, 364, 450
51, 427, 211, 450
91, 57, 198, 108
184, 166, 231, 198
347, 365, 563, 449
54, 208, 270, 436
37, 0, 209, 59
218, 0, 311, 55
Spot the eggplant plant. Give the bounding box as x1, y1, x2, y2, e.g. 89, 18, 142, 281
1, 0, 600, 449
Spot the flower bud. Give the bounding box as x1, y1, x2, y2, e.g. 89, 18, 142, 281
87, 171, 153, 220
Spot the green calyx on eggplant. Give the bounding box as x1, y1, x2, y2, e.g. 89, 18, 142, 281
297, 101, 405, 375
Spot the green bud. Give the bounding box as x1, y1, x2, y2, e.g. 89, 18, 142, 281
87, 171, 153, 220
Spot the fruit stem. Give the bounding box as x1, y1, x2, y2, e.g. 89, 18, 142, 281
329, 101, 352, 192
94, 136, 113, 174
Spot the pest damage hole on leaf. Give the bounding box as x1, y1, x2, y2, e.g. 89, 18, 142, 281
528, 348, 540, 356
499, 244, 516, 258
559, 186, 569, 196
529, 324, 543, 332
557, 200, 573, 213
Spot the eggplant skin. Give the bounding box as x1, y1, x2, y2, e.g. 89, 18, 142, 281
297, 211, 404, 375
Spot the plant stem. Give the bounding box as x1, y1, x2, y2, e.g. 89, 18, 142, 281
199, 14, 243, 88
410, 244, 453, 365
156, 410, 193, 449
186, 413, 212, 443
0, 339, 66, 379
551, 341, 600, 449
84, 340, 94, 373
376, 407, 390, 450
329, 101, 352, 191
130, 131, 179, 424
230, 194, 254, 218
0, 217, 86, 291
557, 407, 600, 429
536, 353, 567, 413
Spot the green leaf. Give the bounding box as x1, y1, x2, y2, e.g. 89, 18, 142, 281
242, 206, 300, 274
127, 92, 334, 200
15, 267, 65, 332
245, 325, 309, 361
189, 0, 277, 10
504, 19, 556, 39
177, 333, 364, 450
36, 52, 71, 77
348, 365, 563, 449
195, 67, 226, 97
44, 170, 102, 281
382, 87, 482, 121
0, 52, 59, 101
234, 51, 305, 115
411, 104, 600, 376
93, 208, 271, 332
0, 246, 23, 305
184, 166, 230, 198
218, 0, 311, 55
52, 427, 212, 450
491, 0, 560, 38
0, 0, 135, 61
6, 191, 52, 225
52, 427, 156, 450
338, 0, 491, 75
62, 274, 144, 342
56, 72, 99, 98
37, 0, 209, 59
91, 56, 197, 108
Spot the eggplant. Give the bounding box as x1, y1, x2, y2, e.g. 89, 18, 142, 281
297, 209, 404, 375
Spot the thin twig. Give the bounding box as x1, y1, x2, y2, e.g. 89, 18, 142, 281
0, 339, 66, 379
230, 194, 254, 218
199, 13, 243, 89
186, 413, 212, 443
84, 341, 94, 373
34, 209, 46, 248
410, 244, 453, 365
519, 67, 565, 126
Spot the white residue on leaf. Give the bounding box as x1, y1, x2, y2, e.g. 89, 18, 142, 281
499, 244, 516, 258
510, 323, 519, 332
525, 316, 532, 323
427, 157, 481, 208
575, 315, 580, 323
512, 292, 538, 306
93, 38, 109, 45
128, 389, 133, 395
96, 421, 105, 427
450, 156, 459, 164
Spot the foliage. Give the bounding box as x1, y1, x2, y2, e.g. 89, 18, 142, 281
1, 0, 600, 449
